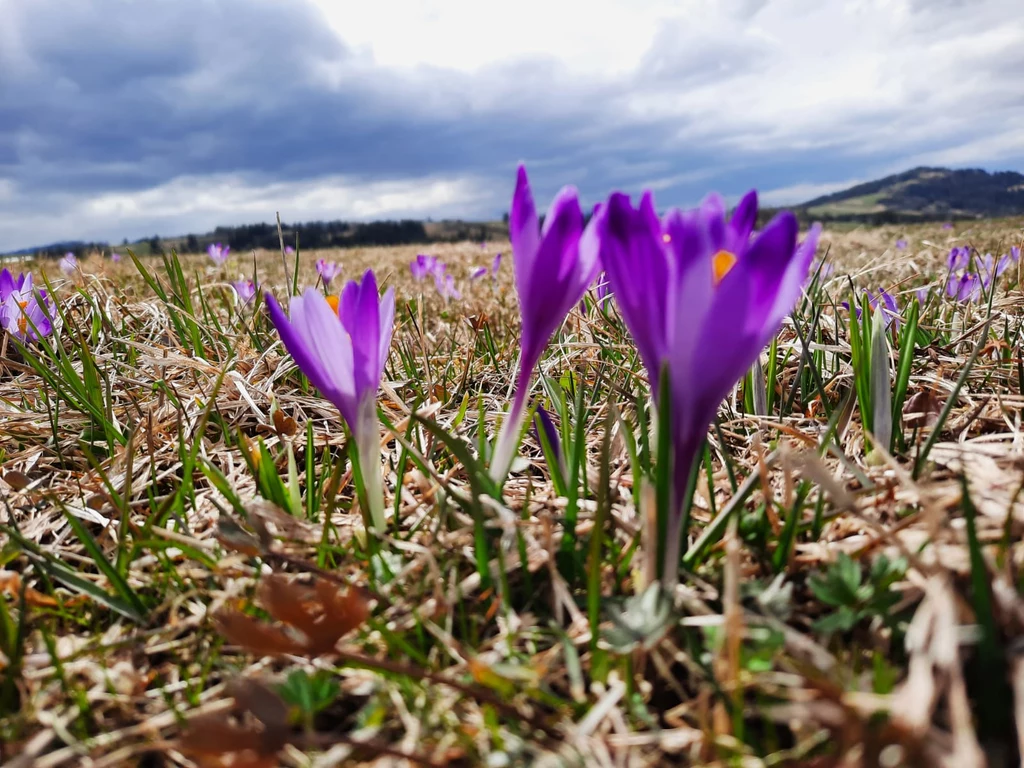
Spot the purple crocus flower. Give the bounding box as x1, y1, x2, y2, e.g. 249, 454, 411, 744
410, 254, 439, 281
877, 289, 900, 329
915, 286, 930, 304
595, 271, 613, 310
111, 251, 122, 263
868, 289, 901, 331
593, 188, 819, 587
491, 252, 502, 277
316, 259, 343, 287
947, 272, 982, 303
945, 273, 960, 299
1011, 246, 1021, 262
232, 279, 257, 305
967, 253, 1013, 290
469, 266, 488, 281
489, 165, 599, 482
265, 270, 395, 531
0, 268, 28, 299
942, 222, 954, 230
207, 243, 230, 264
434, 268, 461, 300
285, 245, 295, 255
844, 289, 901, 331
533, 404, 565, 479
895, 238, 908, 250
60, 252, 77, 275
947, 247, 969, 271
0, 273, 54, 341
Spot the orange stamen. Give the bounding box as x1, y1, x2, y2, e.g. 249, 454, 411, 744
712, 250, 737, 285
326, 295, 340, 314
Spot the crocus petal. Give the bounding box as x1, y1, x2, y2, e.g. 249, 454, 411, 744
664, 206, 717, 398
597, 193, 670, 386
0, 269, 15, 300
764, 223, 820, 331
735, 211, 801, 335
266, 291, 355, 425
534, 404, 564, 473
297, 290, 358, 421
510, 165, 541, 297
347, 271, 386, 396
519, 185, 589, 370
727, 190, 758, 251
378, 288, 396, 371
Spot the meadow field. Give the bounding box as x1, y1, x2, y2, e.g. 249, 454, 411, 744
1, 216, 1023, 767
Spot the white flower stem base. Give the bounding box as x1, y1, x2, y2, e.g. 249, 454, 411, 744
356, 399, 387, 533
489, 386, 529, 485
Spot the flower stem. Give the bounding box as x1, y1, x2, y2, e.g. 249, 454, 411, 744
661, 441, 702, 591
489, 373, 530, 485
361, 439, 386, 533
356, 399, 387, 532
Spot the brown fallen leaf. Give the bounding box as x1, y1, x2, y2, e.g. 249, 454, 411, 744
904, 389, 942, 428
215, 573, 369, 658
215, 518, 263, 558
271, 407, 298, 437
215, 611, 307, 657
177, 678, 289, 768
1, 470, 31, 490
0, 570, 72, 609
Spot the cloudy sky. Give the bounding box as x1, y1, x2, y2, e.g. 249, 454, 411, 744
1, 0, 1022, 251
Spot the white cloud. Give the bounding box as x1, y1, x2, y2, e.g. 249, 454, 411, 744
625, 0, 1024, 155
901, 130, 1024, 169
311, 0, 678, 76
759, 178, 867, 206
314, 0, 1024, 159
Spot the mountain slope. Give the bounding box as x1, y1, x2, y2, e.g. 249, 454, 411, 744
799, 166, 1024, 220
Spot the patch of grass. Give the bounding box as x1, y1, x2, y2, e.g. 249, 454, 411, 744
1, 218, 1023, 764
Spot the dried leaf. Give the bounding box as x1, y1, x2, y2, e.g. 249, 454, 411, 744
245, 499, 320, 544
227, 678, 290, 754
215, 611, 307, 656
2, 470, 31, 490
216, 574, 368, 658
178, 678, 289, 767
904, 389, 942, 428
215, 518, 263, 558
178, 712, 263, 756
272, 408, 297, 437
0, 570, 63, 608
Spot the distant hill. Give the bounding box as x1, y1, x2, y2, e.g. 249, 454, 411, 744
798, 167, 1024, 223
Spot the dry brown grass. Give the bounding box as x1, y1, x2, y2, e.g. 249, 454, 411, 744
0, 216, 1023, 766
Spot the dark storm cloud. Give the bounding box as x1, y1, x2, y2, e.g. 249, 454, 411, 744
1, 0, 1022, 251
3, 0, 809, 202
0, 0, 641, 197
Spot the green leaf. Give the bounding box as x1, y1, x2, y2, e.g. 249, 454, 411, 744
891, 296, 920, 450
601, 583, 674, 653
59, 508, 147, 620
